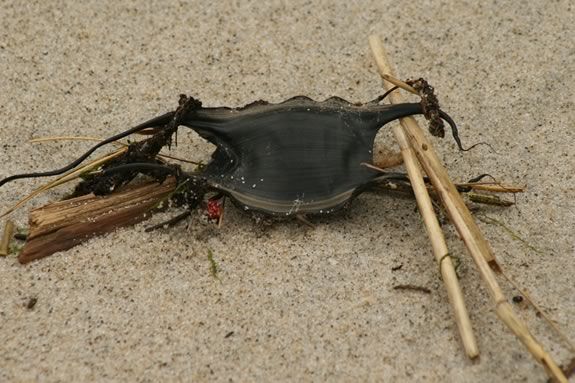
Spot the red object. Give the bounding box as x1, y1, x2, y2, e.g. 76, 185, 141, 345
207, 198, 223, 221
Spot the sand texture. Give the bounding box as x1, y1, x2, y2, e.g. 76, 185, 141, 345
0, 1, 573, 382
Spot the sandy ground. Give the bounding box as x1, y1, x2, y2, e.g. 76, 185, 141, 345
0, 1, 573, 382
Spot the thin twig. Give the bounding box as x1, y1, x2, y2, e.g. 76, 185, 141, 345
362, 162, 520, 204
393, 284, 432, 294
468, 193, 514, 207
380, 74, 418, 95
30, 136, 118, 144
477, 215, 543, 254
31, 135, 201, 165
462, 183, 524, 193
369, 35, 566, 382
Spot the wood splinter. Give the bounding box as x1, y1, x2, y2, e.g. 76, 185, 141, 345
18, 178, 177, 264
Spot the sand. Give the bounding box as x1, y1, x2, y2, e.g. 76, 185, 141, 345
0, 1, 573, 382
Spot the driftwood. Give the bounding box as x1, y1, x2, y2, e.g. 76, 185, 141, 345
19, 178, 176, 264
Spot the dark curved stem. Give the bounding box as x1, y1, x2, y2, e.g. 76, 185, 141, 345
440, 110, 496, 153
439, 109, 465, 151
0, 112, 175, 188
369, 86, 399, 104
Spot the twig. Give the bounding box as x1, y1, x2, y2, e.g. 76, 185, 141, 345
362, 162, 519, 206
477, 214, 543, 254
467, 193, 514, 207
0, 220, 14, 256
369, 38, 479, 359
462, 183, 524, 193
30, 136, 119, 144
393, 284, 432, 294
31, 135, 201, 165
380, 74, 418, 95
369, 35, 566, 382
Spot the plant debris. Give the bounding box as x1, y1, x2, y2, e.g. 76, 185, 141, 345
207, 249, 220, 281
26, 297, 37, 310
393, 284, 432, 294
0, 220, 14, 256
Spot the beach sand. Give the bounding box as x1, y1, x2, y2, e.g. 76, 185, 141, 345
0, 1, 573, 381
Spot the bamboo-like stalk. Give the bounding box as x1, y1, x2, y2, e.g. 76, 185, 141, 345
392, 126, 479, 358
368, 43, 479, 359
0, 220, 14, 256
369, 35, 566, 382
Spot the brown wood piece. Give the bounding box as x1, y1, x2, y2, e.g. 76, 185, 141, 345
18, 178, 176, 264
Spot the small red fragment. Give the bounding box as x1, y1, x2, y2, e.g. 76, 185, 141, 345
207, 198, 223, 221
